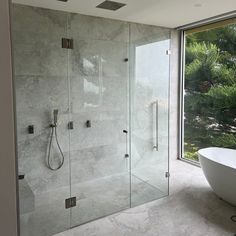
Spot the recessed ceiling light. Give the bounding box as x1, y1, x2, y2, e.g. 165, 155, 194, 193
96, 1, 126, 11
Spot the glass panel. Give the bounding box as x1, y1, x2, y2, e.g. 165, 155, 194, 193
12, 3, 171, 233
12, 5, 71, 236
130, 24, 170, 206
183, 22, 236, 162
68, 14, 130, 226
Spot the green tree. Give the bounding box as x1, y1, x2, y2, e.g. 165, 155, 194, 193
184, 23, 236, 161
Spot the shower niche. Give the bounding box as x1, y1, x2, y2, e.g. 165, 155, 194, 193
12, 4, 170, 236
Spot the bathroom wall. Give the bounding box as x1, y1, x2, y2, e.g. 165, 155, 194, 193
12, 4, 131, 196
67, 12, 130, 186
0, 1, 18, 236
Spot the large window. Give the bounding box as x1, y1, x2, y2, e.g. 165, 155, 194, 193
182, 19, 236, 162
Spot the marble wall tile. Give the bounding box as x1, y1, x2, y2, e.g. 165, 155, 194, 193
12, 4, 67, 38
13, 41, 68, 76
68, 13, 129, 43
12, 5, 68, 77
69, 113, 127, 151
70, 144, 128, 185
14, 75, 69, 114
130, 23, 170, 45
69, 39, 128, 77
17, 131, 70, 193
70, 75, 128, 114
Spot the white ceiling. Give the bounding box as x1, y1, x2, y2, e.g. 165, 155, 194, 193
12, 0, 236, 28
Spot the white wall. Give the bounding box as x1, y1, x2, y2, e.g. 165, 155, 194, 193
0, 0, 18, 235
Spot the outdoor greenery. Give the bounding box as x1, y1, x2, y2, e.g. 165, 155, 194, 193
184, 23, 236, 161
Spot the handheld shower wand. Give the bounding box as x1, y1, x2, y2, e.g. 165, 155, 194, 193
53, 109, 58, 126
47, 109, 65, 171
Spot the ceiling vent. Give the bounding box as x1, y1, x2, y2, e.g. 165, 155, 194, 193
96, 1, 126, 11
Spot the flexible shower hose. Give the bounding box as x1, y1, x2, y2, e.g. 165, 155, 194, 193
47, 125, 65, 171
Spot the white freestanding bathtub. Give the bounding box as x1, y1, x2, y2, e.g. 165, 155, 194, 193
198, 147, 236, 206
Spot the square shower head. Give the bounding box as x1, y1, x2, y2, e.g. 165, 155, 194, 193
96, 0, 126, 11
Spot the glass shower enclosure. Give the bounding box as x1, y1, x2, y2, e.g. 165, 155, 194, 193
12, 3, 170, 236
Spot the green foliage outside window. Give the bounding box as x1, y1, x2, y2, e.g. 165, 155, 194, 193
184, 23, 236, 161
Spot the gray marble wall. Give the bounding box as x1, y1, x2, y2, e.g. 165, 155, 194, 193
12, 4, 176, 234
12, 4, 131, 195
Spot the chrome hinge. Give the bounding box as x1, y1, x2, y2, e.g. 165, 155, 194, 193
166, 49, 171, 55
62, 38, 73, 49
65, 197, 77, 209
165, 172, 170, 178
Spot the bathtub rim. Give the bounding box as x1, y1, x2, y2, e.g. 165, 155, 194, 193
198, 147, 236, 171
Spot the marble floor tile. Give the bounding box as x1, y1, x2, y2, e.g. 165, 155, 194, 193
20, 172, 164, 236
54, 160, 236, 236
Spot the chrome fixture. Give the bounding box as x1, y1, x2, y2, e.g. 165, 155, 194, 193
28, 125, 34, 134
86, 120, 91, 128
153, 100, 159, 151
62, 38, 73, 49
68, 121, 74, 130
53, 109, 58, 126
47, 109, 65, 171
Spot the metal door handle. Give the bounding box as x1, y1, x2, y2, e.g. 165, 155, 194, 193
153, 100, 158, 151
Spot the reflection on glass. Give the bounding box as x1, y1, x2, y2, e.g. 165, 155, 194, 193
131, 32, 170, 206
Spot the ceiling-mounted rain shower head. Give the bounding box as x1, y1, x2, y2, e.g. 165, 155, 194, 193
96, 0, 126, 11
57, 0, 68, 2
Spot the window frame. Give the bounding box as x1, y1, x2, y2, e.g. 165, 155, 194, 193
179, 30, 200, 166
179, 17, 236, 166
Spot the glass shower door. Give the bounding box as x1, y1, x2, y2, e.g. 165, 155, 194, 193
68, 14, 130, 226
12, 5, 71, 236
129, 24, 170, 206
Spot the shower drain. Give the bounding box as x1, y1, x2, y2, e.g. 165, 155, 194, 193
231, 215, 236, 222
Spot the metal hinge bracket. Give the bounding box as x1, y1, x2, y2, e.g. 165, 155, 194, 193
165, 172, 170, 178
166, 49, 171, 55
65, 197, 77, 209
62, 38, 73, 49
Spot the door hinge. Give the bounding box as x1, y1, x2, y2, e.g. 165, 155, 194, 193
166, 49, 171, 55
165, 172, 170, 178
62, 38, 73, 49
65, 197, 77, 209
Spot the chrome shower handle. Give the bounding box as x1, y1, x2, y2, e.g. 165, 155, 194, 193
153, 100, 158, 151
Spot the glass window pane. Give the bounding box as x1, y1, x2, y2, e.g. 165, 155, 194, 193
183, 21, 236, 162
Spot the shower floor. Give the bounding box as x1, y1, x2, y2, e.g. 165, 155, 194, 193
20, 171, 166, 236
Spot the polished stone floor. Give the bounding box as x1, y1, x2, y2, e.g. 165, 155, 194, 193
20, 170, 166, 236
55, 160, 236, 236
